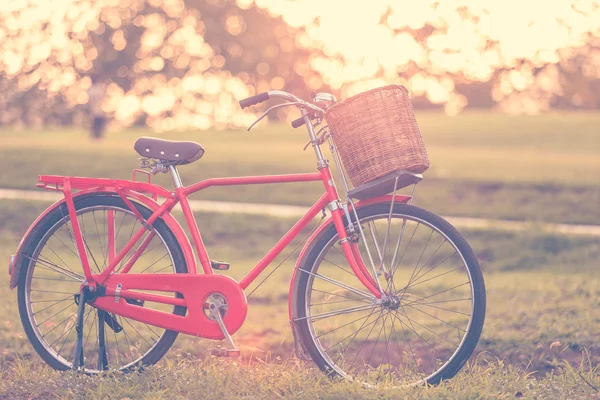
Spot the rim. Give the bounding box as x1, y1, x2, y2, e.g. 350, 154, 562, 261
302, 211, 475, 386
24, 204, 178, 372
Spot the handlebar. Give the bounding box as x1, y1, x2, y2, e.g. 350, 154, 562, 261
239, 92, 270, 109
239, 90, 305, 108
239, 90, 328, 130
291, 116, 306, 129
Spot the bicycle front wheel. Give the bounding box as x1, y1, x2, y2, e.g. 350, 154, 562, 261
16, 194, 187, 372
294, 202, 485, 386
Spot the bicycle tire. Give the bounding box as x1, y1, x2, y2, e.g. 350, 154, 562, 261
294, 202, 486, 386
16, 194, 187, 372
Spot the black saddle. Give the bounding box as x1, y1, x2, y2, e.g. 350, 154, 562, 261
134, 137, 205, 165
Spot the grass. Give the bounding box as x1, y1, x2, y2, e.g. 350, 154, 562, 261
1, 111, 599, 225
1, 199, 599, 398
1, 356, 598, 399
0, 111, 598, 398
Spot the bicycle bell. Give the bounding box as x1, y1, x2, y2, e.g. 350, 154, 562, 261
313, 93, 337, 110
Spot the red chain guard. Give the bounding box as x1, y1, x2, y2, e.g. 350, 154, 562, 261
92, 274, 247, 340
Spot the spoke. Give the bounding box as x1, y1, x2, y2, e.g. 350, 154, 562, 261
298, 268, 374, 301
382, 311, 391, 370
315, 311, 375, 339
401, 282, 471, 307
310, 298, 369, 307
311, 288, 371, 304
31, 298, 75, 304
121, 318, 153, 348
142, 322, 162, 341
32, 277, 75, 282
43, 245, 78, 275
296, 304, 375, 322
322, 257, 356, 278
409, 302, 471, 317
404, 303, 467, 333
48, 315, 75, 349
41, 310, 77, 338
389, 217, 409, 279
111, 314, 122, 368
32, 296, 73, 316
92, 210, 108, 269
324, 307, 381, 354
31, 289, 77, 295
411, 298, 472, 306
139, 253, 169, 274
390, 310, 423, 375
56, 308, 93, 357
402, 230, 435, 295
55, 224, 80, 260
403, 265, 463, 291
22, 254, 83, 282
349, 309, 384, 371
409, 239, 447, 287
390, 222, 420, 280
393, 309, 439, 373
395, 308, 459, 348
79, 213, 102, 274
151, 264, 174, 274
114, 212, 129, 247
118, 314, 137, 363
364, 311, 390, 369
37, 301, 75, 328
81, 230, 102, 275
82, 311, 98, 355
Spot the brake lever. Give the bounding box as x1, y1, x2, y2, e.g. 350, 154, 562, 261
247, 102, 303, 131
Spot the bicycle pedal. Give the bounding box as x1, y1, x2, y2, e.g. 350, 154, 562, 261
210, 260, 230, 271
211, 348, 240, 357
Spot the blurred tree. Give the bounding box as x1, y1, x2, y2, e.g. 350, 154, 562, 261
0, 0, 598, 131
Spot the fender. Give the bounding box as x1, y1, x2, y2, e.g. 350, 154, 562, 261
8, 188, 196, 289
287, 194, 411, 326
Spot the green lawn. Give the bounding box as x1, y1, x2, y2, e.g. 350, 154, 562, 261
1, 111, 599, 225
0, 112, 599, 398
0, 199, 599, 399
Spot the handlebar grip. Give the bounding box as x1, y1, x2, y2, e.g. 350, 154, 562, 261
239, 92, 270, 109
291, 116, 306, 129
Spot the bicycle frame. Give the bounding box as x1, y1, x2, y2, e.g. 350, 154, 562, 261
36, 163, 382, 290
15, 156, 413, 338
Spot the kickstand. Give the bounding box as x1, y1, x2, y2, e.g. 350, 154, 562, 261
97, 310, 109, 371
72, 287, 89, 371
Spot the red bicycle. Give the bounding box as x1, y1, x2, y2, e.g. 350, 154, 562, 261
8, 90, 485, 386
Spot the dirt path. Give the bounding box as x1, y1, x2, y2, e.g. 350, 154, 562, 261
2, 188, 599, 237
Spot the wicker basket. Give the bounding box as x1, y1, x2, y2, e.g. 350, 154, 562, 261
325, 85, 429, 193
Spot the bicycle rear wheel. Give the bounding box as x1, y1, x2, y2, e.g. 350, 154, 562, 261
294, 202, 485, 386
16, 194, 187, 372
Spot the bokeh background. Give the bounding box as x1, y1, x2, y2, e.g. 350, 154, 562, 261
1, 0, 600, 131
1, 1, 600, 398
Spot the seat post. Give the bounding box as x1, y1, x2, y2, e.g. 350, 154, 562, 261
168, 165, 183, 188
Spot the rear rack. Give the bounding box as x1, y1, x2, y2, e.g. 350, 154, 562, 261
37, 175, 171, 200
